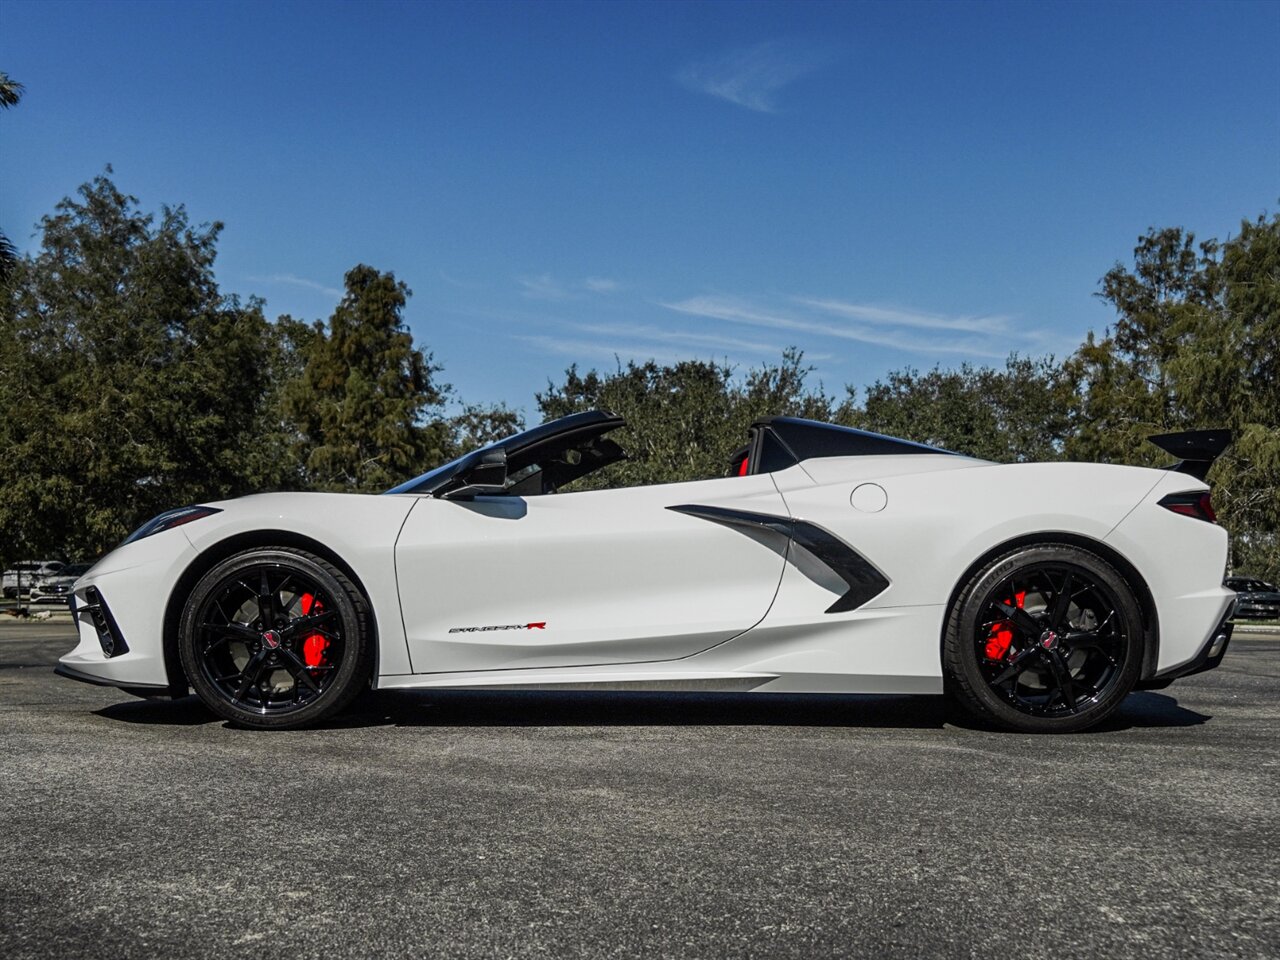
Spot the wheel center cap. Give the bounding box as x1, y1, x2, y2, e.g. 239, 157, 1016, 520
1040, 630, 1058, 651
262, 630, 281, 649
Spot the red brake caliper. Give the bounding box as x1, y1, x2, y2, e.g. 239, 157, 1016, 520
299, 592, 329, 669
985, 590, 1026, 661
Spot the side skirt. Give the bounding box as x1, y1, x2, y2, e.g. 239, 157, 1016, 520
375, 668, 940, 695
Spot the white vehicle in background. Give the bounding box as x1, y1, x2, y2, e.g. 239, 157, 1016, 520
3, 560, 66, 599
55, 413, 1236, 734
30, 563, 93, 605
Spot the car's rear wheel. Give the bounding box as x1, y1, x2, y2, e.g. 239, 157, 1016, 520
178, 547, 371, 729
943, 544, 1144, 733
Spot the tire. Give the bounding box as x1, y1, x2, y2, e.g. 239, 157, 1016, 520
178, 547, 372, 730
943, 544, 1144, 734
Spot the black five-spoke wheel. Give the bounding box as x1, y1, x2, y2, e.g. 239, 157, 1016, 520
945, 544, 1144, 733
179, 547, 371, 729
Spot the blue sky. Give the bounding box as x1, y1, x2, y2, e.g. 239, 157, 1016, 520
3, 0, 1278, 416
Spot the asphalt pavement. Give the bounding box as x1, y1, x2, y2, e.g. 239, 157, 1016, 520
2, 621, 1277, 959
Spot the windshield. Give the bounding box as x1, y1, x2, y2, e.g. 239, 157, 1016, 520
384, 438, 507, 496
385, 411, 626, 498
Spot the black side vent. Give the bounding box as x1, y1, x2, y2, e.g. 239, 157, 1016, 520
666, 505, 891, 613
77, 587, 129, 658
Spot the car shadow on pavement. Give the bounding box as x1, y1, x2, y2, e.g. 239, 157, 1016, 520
94, 687, 1210, 732
338, 689, 952, 729
1094, 690, 1212, 730
95, 695, 221, 726
95, 689, 950, 729
940, 690, 1210, 733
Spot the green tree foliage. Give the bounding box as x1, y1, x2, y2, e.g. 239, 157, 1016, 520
0, 70, 26, 284
446, 402, 525, 454
3, 163, 1273, 584
536, 349, 833, 489
0, 173, 301, 559
283, 265, 449, 491
840, 356, 1070, 462
0, 234, 16, 285
0, 70, 22, 108
1065, 215, 1280, 580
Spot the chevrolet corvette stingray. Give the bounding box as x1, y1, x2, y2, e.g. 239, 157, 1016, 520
57, 412, 1236, 732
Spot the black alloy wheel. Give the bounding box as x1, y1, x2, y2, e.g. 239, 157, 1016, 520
179, 547, 371, 729
944, 544, 1144, 733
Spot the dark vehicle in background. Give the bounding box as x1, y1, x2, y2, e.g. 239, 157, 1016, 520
29, 563, 93, 605
1226, 576, 1280, 621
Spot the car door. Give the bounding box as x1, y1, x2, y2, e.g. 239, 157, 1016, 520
394, 474, 790, 673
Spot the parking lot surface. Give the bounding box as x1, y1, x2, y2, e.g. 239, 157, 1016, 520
2, 621, 1277, 959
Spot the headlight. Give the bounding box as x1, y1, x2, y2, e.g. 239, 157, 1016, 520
121, 505, 222, 545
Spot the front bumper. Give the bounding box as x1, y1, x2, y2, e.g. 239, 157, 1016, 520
54, 661, 170, 692
56, 531, 198, 692
1234, 602, 1280, 621
30, 584, 73, 603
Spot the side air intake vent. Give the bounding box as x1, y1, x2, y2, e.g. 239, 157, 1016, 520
77, 587, 129, 658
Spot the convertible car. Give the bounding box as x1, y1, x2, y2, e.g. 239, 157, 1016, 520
57, 412, 1235, 733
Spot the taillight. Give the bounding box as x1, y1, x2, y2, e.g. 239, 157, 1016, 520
1159, 491, 1217, 523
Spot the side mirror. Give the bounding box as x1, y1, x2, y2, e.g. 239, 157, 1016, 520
443, 448, 509, 499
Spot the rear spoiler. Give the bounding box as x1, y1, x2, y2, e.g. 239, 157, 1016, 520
1148, 429, 1232, 482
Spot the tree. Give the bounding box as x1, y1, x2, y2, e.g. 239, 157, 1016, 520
283, 265, 448, 491
536, 348, 832, 489
0, 70, 21, 108
445, 402, 525, 455
0, 172, 301, 559
1064, 215, 1280, 580
0, 70, 26, 284
1063, 228, 1223, 465
839, 356, 1071, 463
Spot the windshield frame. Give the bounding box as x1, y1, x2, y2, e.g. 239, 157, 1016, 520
385, 410, 626, 497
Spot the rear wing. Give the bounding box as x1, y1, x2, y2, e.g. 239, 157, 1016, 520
1148, 429, 1232, 482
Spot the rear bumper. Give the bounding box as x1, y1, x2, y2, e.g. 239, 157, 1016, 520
1138, 605, 1234, 689
1103, 475, 1234, 676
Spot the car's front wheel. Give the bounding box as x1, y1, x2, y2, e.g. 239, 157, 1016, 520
178, 547, 372, 729
943, 544, 1145, 733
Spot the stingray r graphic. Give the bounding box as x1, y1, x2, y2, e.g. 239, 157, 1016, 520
448, 622, 547, 634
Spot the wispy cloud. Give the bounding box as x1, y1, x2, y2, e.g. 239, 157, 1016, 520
250, 273, 343, 299
515, 335, 692, 367
794, 298, 1012, 335
567, 321, 826, 359
676, 40, 834, 113
515, 319, 834, 368
518, 274, 625, 300
437, 270, 481, 291
518, 274, 573, 301
663, 295, 1008, 358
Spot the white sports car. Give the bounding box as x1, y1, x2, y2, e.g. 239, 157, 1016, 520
57, 412, 1236, 732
